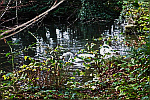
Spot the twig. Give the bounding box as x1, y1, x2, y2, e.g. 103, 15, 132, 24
67, 8, 79, 20
0, 0, 12, 19
28, 31, 39, 43
67, 18, 79, 27
16, 0, 18, 25
0, 17, 16, 25
5, 39, 14, 70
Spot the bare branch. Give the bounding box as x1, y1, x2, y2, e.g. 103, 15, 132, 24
0, 0, 12, 19
0, 0, 65, 40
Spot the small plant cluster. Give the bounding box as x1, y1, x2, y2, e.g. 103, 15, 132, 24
122, 1, 149, 33
0, 46, 77, 99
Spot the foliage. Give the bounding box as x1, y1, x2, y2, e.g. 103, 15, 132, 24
122, 1, 149, 33
1, 33, 150, 99
0, 1, 150, 99
0, 0, 122, 22
0, 46, 72, 99
78, 0, 123, 21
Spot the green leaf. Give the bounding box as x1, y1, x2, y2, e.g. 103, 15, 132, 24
49, 95, 52, 97
65, 92, 69, 95
73, 72, 76, 76
10, 95, 15, 98
142, 96, 149, 99
6, 53, 11, 57
138, 68, 148, 77
130, 78, 136, 81
113, 73, 117, 77
24, 56, 28, 61
70, 77, 75, 79
2, 75, 6, 80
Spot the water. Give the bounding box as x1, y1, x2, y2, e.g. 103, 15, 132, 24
14, 19, 128, 58
0, 17, 131, 87
0, 18, 130, 68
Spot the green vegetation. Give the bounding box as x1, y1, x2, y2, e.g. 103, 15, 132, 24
0, 0, 150, 99
0, 0, 122, 22
122, 0, 149, 33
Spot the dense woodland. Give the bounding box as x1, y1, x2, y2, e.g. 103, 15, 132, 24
0, 0, 150, 99
0, 0, 122, 23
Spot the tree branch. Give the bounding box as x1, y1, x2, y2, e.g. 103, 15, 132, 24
0, 0, 65, 40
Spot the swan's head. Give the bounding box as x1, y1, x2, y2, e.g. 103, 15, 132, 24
100, 44, 113, 56
60, 52, 74, 62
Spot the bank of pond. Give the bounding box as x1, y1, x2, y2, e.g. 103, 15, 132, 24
0, 33, 150, 99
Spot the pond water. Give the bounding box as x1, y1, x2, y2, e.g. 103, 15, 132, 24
10, 18, 130, 82
12, 19, 129, 59
0, 16, 131, 71
0, 14, 131, 85
0, 0, 148, 70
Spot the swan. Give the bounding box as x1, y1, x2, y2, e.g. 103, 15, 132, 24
99, 44, 115, 59
77, 54, 95, 58
100, 44, 113, 55
60, 52, 95, 63
60, 52, 74, 62
60, 52, 95, 71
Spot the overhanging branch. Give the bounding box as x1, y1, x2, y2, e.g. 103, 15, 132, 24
0, 0, 65, 40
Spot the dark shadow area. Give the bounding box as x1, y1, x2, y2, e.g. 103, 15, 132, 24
0, 39, 12, 72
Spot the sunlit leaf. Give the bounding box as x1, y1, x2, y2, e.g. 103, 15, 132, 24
2, 75, 6, 80
49, 95, 52, 97
6, 53, 11, 57
24, 56, 28, 61
70, 77, 75, 79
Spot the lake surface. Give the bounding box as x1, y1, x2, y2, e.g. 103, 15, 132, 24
12, 19, 128, 59
0, 17, 131, 72
9, 18, 131, 84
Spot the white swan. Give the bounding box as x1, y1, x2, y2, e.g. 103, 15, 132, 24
77, 54, 95, 58
60, 52, 95, 63
99, 44, 115, 59
100, 44, 113, 55
60, 52, 96, 71
60, 52, 74, 62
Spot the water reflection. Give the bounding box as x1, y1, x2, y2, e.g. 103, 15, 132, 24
33, 21, 115, 56
0, 18, 130, 72
9, 20, 127, 58
0, 18, 132, 88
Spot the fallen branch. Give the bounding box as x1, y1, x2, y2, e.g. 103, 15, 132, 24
0, 0, 65, 40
